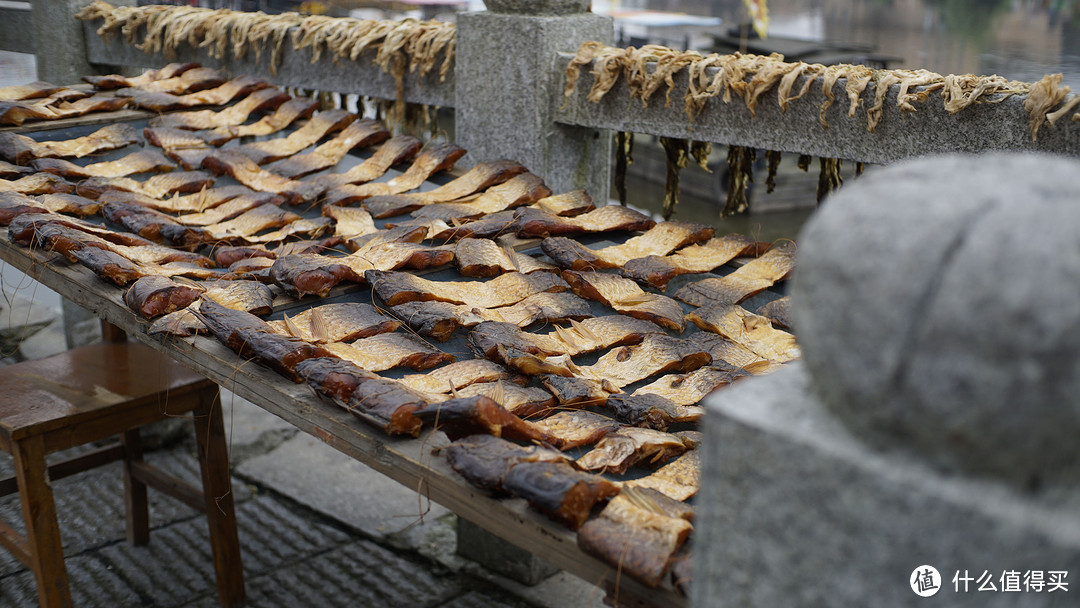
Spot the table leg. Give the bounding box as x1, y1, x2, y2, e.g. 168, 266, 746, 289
14, 434, 72, 608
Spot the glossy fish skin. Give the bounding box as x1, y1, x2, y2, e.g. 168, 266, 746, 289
531, 410, 622, 451
391, 292, 592, 342
604, 393, 703, 432
634, 363, 747, 406
412, 395, 555, 444
562, 270, 686, 332
542, 220, 714, 271
577, 490, 693, 588
578, 334, 711, 389
269, 254, 365, 298
362, 159, 529, 218
35, 193, 101, 218
214, 246, 274, 268
237, 109, 356, 165
686, 303, 801, 363
673, 241, 797, 306
620, 234, 762, 290
296, 357, 379, 402
323, 334, 454, 372
266, 118, 391, 178
502, 461, 621, 530
398, 359, 518, 395
444, 435, 568, 495
230, 328, 335, 383
0, 192, 45, 225
366, 270, 568, 308
449, 380, 558, 419
514, 204, 655, 239
575, 427, 688, 475
70, 246, 146, 286
124, 276, 201, 319
345, 376, 429, 437
454, 238, 557, 278
757, 295, 793, 330
322, 142, 466, 207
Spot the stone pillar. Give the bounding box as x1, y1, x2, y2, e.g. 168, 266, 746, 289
32, 0, 132, 84
454, 1, 613, 202
694, 153, 1080, 607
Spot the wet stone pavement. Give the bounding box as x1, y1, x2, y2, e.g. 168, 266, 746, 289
0, 291, 602, 608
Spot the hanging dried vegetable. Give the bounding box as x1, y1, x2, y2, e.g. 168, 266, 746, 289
723, 146, 755, 218
796, 154, 811, 172
765, 150, 782, 194
690, 141, 712, 173
659, 137, 689, 220
614, 131, 634, 206
817, 158, 843, 203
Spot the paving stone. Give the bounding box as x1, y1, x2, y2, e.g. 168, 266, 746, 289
237, 433, 450, 541
0, 554, 142, 607
438, 589, 535, 608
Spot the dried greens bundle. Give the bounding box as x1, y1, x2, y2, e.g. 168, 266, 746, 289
817, 157, 843, 203
659, 137, 689, 220
765, 149, 782, 194
614, 131, 634, 206
724, 146, 755, 217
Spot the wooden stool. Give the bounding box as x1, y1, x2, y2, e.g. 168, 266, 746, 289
0, 341, 245, 608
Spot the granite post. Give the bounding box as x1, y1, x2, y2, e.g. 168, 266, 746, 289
454, 0, 613, 201
32, 0, 132, 84
694, 153, 1080, 607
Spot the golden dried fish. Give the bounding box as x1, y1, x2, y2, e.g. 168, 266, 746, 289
174, 193, 283, 226
322, 205, 377, 238
280, 134, 422, 203
0, 95, 130, 126
143, 126, 221, 149
323, 334, 454, 372
467, 315, 663, 361
149, 87, 290, 130
408, 173, 552, 223
0, 161, 32, 179
576, 427, 688, 475
31, 149, 175, 179
33, 193, 101, 216
322, 142, 466, 206
235, 108, 356, 165
674, 241, 796, 306
268, 254, 365, 297
562, 270, 685, 331
446, 380, 557, 419
542, 220, 714, 270
391, 292, 593, 341
267, 303, 399, 342
117, 75, 269, 111
514, 204, 655, 238
83, 63, 199, 90
98, 185, 255, 214
230, 96, 319, 138
0, 174, 74, 196
78, 171, 215, 200
634, 364, 746, 406
687, 304, 800, 363
0, 81, 65, 100
625, 450, 700, 501
0, 123, 138, 164
577, 488, 693, 587
540, 374, 609, 407
531, 410, 622, 450
265, 118, 390, 178
203, 204, 300, 240
621, 234, 762, 290
454, 238, 556, 277
398, 359, 516, 394
201, 149, 300, 199
361, 160, 529, 218
243, 217, 331, 244
135, 67, 225, 94
367, 269, 568, 308
0, 192, 45, 225
688, 328, 774, 372
576, 334, 710, 388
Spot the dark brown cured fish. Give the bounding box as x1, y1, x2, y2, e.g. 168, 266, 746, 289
453, 238, 557, 277
367, 269, 568, 308
757, 295, 792, 330
502, 461, 621, 529
444, 435, 568, 495
604, 393, 704, 432
123, 275, 202, 319
514, 204, 654, 238
102, 200, 211, 247
412, 395, 556, 443
296, 357, 379, 402
390, 292, 592, 341
0, 161, 32, 179
0, 192, 45, 224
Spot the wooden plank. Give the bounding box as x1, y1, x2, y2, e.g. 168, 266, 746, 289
0, 108, 156, 134
0, 238, 686, 607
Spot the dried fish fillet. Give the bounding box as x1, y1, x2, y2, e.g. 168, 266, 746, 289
531, 410, 621, 451
367, 270, 568, 308
0, 123, 138, 164
504, 461, 621, 530
118, 76, 269, 111
576, 334, 710, 388
149, 87, 290, 130
322, 142, 466, 206
674, 241, 796, 306
621, 233, 762, 290
265, 118, 390, 178
31, 149, 175, 179
346, 376, 429, 436
467, 316, 663, 361
398, 359, 516, 395
577, 489, 693, 587
605, 393, 705, 431
230, 97, 318, 138
0, 174, 74, 196
391, 292, 592, 341
322, 205, 377, 238
539, 374, 609, 407
687, 304, 800, 363
454, 238, 556, 277
0, 81, 65, 100
757, 296, 792, 330
33, 193, 101, 216
296, 357, 379, 402
99, 185, 255, 214
78, 171, 215, 200
266, 303, 399, 342
625, 450, 700, 501
413, 395, 555, 444
280, 135, 421, 203
174, 194, 283, 227
542, 220, 714, 271
323, 334, 453, 372
201, 149, 301, 200
634, 364, 747, 406
83, 63, 199, 90
124, 275, 201, 319
362, 160, 529, 218
407, 173, 552, 222
447, 380, 557, 419
576, 427, 688, 475
444, 435, 568, 495
235, 108, 356, 165
0, 95, 130, 126
203, 204, 300, 240
562, 270, 685, 331
514, 205, 655, 238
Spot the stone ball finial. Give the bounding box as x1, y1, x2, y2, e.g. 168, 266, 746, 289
483, 0, 591, 15
792, 153, 1080, 488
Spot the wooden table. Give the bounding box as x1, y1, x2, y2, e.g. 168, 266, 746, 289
0, 201, 687, 608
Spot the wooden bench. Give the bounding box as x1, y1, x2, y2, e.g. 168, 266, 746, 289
0, 337, 245, 607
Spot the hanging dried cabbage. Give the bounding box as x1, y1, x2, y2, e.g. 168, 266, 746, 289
797, 154, 811, 172
659, 137, 689, 220
614, 131, 634, 206
690, 141, 712, 173
817, 158, 843, 203
765, 150, 782, 194
724, 146, 755, 217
